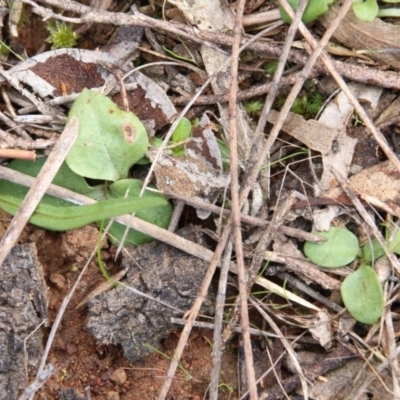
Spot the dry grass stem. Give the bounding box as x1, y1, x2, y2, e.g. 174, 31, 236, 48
226, 0, 257, 397
209, 241, 233, 400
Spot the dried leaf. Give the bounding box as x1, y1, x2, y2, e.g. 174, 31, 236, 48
320, 4, 400, 69
327, 160, 400, 208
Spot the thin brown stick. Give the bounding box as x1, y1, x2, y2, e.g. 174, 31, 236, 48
241, 9, 281, 27
227, 0, 257, 398
209, 241, 233, 399
232, 1, 312, 395
161, 189, 325, 242
0, 117, 78, 267
172, 72, 317, 106
0, 148, 36, 160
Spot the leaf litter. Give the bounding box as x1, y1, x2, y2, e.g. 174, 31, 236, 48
0, 1, 399, 399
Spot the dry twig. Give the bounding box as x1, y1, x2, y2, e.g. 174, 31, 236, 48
0, 118, 78, 267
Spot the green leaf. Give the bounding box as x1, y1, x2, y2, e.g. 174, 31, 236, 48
388, 229, 400, 255
67, 89, 149, 181
0, 179, 167, 232
341, 264, 384, 324
0, 160, 171, 243
216, 138, 230, 170
172, 117, 191, 143
304, 227, 360, 268
352, 0, 379, 22
279, 0, 334, 24
105, 179, 172, 245
363, 238, 385, 263
172, 117, 191, 157
5, 158, 103, 198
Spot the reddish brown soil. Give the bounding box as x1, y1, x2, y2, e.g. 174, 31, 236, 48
19, 223, 238, 400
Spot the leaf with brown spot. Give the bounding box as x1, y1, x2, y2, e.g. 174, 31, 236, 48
67, 89, 148, 181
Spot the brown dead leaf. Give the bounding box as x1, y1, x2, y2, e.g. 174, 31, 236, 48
327, 160, 400, 209
374, 95, 400, 126
268, 110, 341, 155
320, 5, 400, 69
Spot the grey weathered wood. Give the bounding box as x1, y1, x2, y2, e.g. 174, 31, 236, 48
0, 244, 47, 400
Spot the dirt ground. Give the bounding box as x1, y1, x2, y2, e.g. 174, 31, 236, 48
15, 222, 238, 400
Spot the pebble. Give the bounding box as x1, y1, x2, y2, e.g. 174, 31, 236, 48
110, 368, 127, 385
107, 391, 120, 400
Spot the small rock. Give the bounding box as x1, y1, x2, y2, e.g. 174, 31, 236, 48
50, 273, 66, 290
106, 391, 120, 400
66, 343, 78, 355
109, 368, 127, 385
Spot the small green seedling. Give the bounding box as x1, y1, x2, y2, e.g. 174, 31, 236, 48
137, 117, 192, 163
363, 228, 400, 262
0, 40, 24, 61
243, 100, 264, 116
304, 227, 361, 268
291, 92, 324, 117
216, 138, 230, 170
279, 0, 334, 24
264, 59, 294, 75
171, 117, 192, 156
340, 263, 384, 324
304, 226, 387, 324
278, 81, 324, 119
162, 45, 198, 65
46, 20, 79, 49
265, 60, 280, 75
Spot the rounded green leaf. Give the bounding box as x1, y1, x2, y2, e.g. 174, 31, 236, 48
341, 264, 384, 324
279, 0, 334, 24
106, 179, 172, 245
67, 89, 149, 181
304, 227, 359, 268
352, 0, 379, 22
